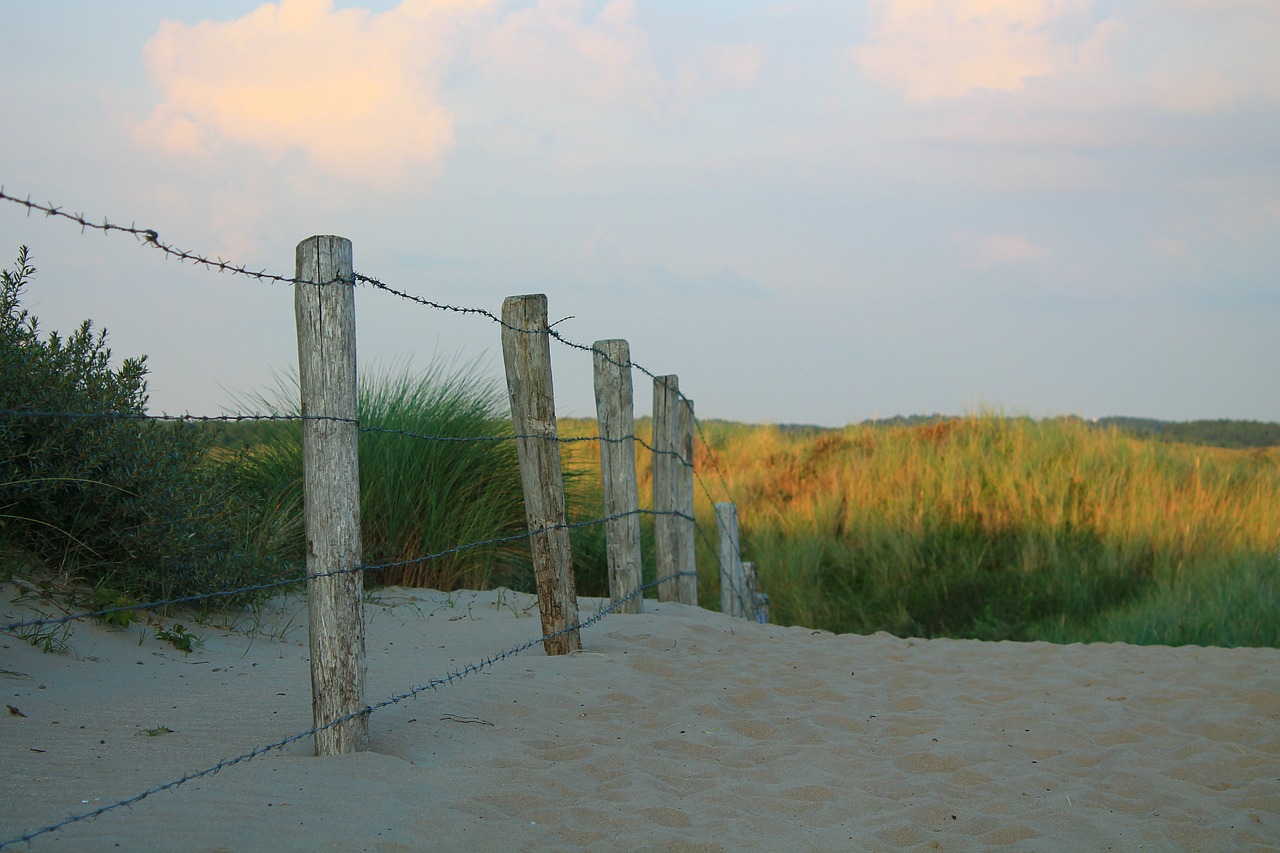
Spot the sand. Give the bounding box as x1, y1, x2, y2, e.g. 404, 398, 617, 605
2, 584, 1278, 852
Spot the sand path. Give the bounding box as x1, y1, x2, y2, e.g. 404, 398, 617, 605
3, 586, 1277, 851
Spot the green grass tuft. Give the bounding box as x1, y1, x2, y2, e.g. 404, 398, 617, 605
227, 359, 534, 591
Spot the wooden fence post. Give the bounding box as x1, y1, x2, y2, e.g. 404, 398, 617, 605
501, 294, 581, 655
716, 502, 745, 618
743, 561, 759, 623
295, 235, 367, 756
675, 397, 698, 606
652, 375, 681, 602
593, 340, 643, 614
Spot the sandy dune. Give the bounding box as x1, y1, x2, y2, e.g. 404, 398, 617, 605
2, 585, 1278, 851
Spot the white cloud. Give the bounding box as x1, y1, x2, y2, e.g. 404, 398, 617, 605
675, 43, 769, 102
476, 0, 661, 109
850, 0, 1114, 103
473, 0, 765, 117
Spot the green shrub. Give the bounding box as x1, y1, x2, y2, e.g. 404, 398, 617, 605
0, 247, 285, 602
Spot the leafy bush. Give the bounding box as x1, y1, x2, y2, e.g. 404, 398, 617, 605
0, 247, 284, 601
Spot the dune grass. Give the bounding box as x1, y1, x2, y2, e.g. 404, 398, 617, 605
226, 377, 1279, 648
684, 415, 1280, 647
227, 360, 534, 591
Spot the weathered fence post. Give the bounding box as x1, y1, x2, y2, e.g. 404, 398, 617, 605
652, 375, 681, 601
295, 235, 367, 756
502, 294, 581, 655
743, 561, 759, 623
716, 502, 745, 618
675, 397, 698, 606
593, 340, 643, 614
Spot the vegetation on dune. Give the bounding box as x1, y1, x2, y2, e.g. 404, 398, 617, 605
0, 248, 283, 609
227, 361, 536, 592
4, 244, 1277, 649
686, 415, 1280, 647
1093, 416, 1280, 450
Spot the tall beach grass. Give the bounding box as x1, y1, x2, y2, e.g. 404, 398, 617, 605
227, 360, 534, 591
686, 415, 1280, 647
226, 372, 1279, 647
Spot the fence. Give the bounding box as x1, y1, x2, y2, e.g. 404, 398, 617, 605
0, 188, 769, 848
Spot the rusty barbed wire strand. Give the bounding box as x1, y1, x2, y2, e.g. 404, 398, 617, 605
0, 188, 345, 287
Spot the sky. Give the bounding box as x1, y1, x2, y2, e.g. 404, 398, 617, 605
1, 0, 1277, 428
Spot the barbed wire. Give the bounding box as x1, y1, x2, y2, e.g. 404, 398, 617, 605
0, 409, 686, 459
2, 186, 711, 425
1, 185, 768, 847
353, 272, 699, 411
1, 189, 751, 610
0, 188, 346, 288
1, 188, 718, 476
0, 568, 696, 851
0, 508, 693, 634
0, 409, 330, 426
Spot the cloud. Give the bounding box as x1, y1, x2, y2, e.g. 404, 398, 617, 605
135, 0, 765, 184
135, 0, 482, 186
1129, 0, 1280, 111
674, 43, 769, 103
1151, 236, 1190, 259
957, 232, 1050, 271
476, 0, 660, 108
849, 0, 1113, 103
473, 0, 765, 116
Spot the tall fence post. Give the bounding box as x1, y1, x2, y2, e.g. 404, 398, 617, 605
501, 294, 581, 655
652, 375, 681, 602
294, 235, 367, 756
593, 339, 643, 614
716, 502, 744, 618
675, 396, 698, 606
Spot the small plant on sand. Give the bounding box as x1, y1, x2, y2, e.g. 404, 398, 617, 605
153, 623, 201, 654
6, 597, 75, 655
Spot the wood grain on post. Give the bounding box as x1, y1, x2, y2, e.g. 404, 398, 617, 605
716, 502, 744, 618
675, 397, 698, 606
501, 294, 581, 655
593, 339, 643, 614
295, 235, 368, 756
652, 375, 680, 602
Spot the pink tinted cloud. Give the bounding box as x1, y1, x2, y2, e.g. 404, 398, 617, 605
957, 231, 1051, 271
135, 0, 474, 186
477, 0, 661, 108
850, 0, 1111, 103
474, 0, 765, 116
136, 0, 766, 183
